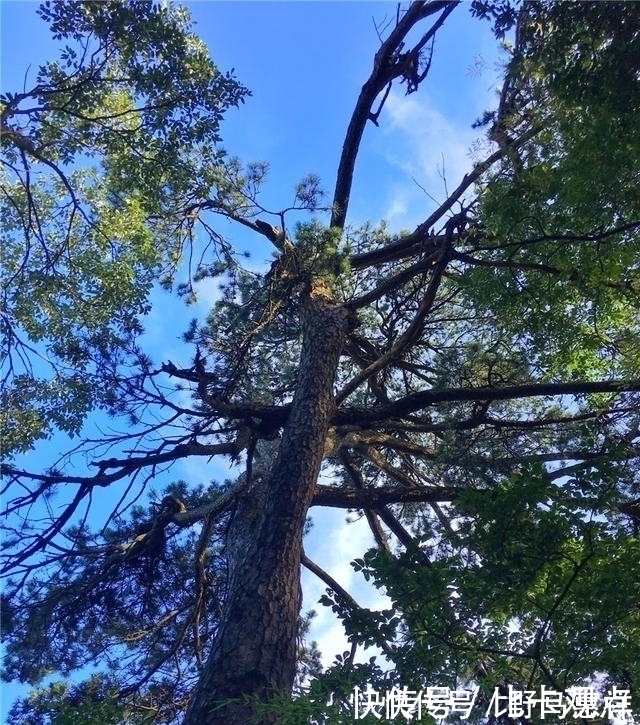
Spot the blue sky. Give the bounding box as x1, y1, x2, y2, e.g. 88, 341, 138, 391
1, 1, 505, 717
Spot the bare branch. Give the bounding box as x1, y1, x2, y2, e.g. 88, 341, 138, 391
331, 1, 458, 229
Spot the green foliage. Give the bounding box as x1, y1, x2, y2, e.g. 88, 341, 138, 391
1, 0, 249, 456
319, 587, 401, 651
6, 675, 156, 725
465, 1, 640, 382
295, 222, 351, 282
343, 481, 640, 717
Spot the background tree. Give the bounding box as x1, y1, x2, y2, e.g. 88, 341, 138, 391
1, 0, 248, 454
3, 2, 640, 724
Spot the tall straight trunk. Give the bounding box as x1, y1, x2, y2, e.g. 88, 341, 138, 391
184, 290, 355, 725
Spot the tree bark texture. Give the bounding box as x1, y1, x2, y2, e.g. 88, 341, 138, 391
183, 291, 355, 725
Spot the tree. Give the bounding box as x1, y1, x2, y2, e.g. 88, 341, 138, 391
3, 2, 640, 724
1, 0, 248, 455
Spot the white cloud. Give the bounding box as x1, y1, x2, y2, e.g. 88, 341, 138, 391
303, 508, 392, 667
378, 90, 483, 229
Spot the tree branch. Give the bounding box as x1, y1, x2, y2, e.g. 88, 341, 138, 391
336, 379, 640, 425
331, 1, 458, 229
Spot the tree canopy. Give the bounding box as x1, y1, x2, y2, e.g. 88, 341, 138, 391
2, 2, 640, 724
1, 0, 248, 453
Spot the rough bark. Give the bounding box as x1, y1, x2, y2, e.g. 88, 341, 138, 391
183, 290, 355, 725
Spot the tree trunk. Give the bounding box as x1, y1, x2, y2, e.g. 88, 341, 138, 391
184, 290, 355, 725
